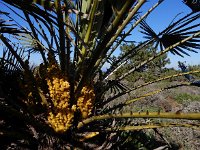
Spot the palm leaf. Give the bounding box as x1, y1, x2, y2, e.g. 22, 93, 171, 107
139, 12, 200, 57
0, 11, 25, 34
0, 47, 25, 72
104, 123, 200, 132
78, 112, 200, 129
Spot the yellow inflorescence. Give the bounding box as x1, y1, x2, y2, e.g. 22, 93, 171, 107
46, 53, 76, 133
77, 85, 95, 119
46, 52, 96, 131
47, 76, 77, 132
47, 77, 70, 108
47, 109, 75, 132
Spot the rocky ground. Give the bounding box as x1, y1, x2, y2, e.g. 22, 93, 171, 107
105, 79, 200, 150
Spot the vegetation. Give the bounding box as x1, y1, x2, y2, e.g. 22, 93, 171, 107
0, 0, 200, 149
188, 64, 200, 78
115, 43, 170, 82
174, 93, 200, 104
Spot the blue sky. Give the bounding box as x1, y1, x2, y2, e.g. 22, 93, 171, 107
0, 0, 200, 69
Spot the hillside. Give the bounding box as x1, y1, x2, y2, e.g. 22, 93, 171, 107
104, 79, 200, 149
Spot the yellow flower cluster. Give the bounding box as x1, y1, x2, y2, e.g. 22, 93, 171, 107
47, 76, 76, 132
47, 108, 76, 132
46, 53, 76, 133
47, 77, 70, 108
77, 85, 95, 119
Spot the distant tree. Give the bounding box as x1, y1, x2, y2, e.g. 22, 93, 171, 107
115, 43, 170, 82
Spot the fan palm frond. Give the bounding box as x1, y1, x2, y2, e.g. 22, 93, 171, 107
140, 12, 200, 57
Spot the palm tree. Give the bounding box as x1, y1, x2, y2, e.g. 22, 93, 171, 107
0, 0, 200, 149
